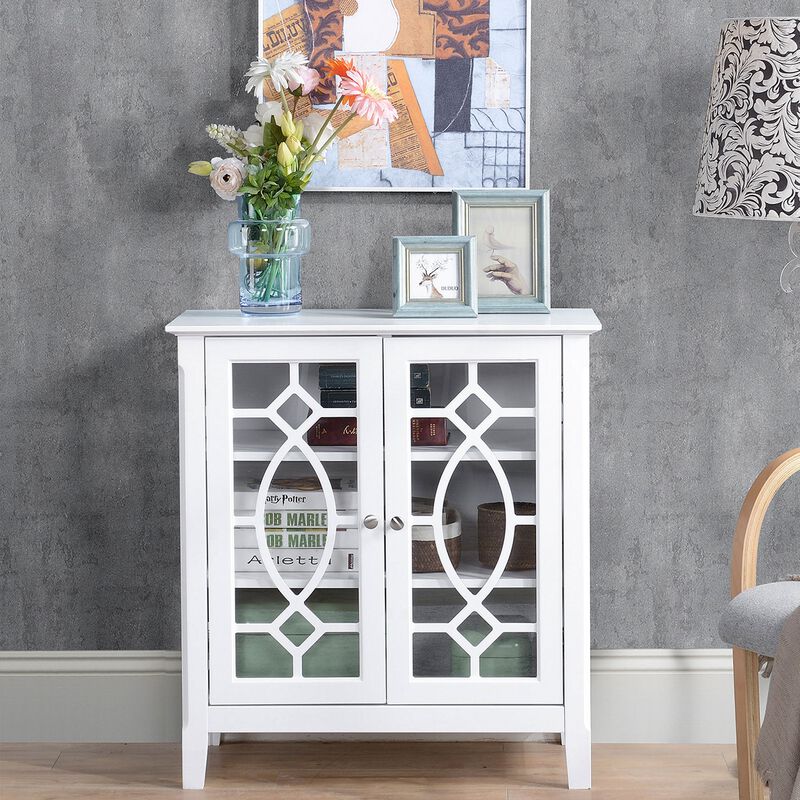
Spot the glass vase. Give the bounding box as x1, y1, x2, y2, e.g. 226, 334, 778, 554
228, 197, 310, 315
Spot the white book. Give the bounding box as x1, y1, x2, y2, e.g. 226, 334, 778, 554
234, 529, 360, 550
235, 508, 358, 531
234, 548, 358, 573
234, 476, 358, 512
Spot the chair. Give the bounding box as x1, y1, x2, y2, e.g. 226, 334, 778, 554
719, 448, 800, 800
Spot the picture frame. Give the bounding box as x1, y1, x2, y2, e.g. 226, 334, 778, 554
392, 236, 478, 318
258, 0, 531, 192
452, 189, 550, 313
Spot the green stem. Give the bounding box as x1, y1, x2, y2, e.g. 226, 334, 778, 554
314, 111, 358, 157
307, 96, 344, 154
252, 221, 289, 302
299, 109, 359, 177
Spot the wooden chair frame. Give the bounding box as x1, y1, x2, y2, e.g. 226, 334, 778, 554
731, 448, 800, 800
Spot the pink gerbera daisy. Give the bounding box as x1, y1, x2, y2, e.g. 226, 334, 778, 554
339, 69, 398, 127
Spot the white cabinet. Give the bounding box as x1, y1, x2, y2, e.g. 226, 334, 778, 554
167, 309, 601, 791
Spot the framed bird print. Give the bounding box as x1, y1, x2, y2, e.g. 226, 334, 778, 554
452, 188, 550, 313
392, 236, 478, 317
258, 0, 530, 190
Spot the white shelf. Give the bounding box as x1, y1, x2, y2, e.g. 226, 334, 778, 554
234, 557, 536, 590
233, 429, 357, 461
235, 571, 360, 589
410, 428, 536, 462
412, 558, 536, 589
233, 428, 535, 462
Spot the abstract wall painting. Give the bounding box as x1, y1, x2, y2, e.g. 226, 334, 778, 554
259, 0, 529, 190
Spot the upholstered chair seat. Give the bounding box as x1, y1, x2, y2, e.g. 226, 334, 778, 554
719, 581, 800, 657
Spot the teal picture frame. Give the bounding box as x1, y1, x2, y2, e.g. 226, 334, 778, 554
392, 236, 478, 318
452, 189, 551, 313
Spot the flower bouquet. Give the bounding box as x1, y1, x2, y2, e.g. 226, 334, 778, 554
189, 53, 398, 314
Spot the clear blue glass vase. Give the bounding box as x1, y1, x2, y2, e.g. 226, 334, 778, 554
228, 197, 310, 315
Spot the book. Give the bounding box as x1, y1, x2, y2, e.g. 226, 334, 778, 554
410, 364, 430, 389
318, 364, 429, 389
410, 387, 431, 408
320, 388, 357, 408
235, 549, 358, 572
234, 476, 358, 512
307, 417, 357, 446
235, 528, 360, 549
411, 417, 449, 446
318, 364, 356, 389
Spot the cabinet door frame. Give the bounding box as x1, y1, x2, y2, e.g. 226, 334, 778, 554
205, 336, 386, 705
383, 335, 563, 705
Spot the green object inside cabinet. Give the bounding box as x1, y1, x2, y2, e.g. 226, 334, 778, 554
235, 589, 360, 678
451, 627, 534, 678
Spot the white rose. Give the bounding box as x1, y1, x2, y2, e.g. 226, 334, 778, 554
255, 101, 282, 125
209, 157, 247, 201
243, 124, 264, 149
303, 112, 335, 153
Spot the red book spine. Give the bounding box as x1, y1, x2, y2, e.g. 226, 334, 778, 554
307, 417, 357, 446
411, 417, 449, 446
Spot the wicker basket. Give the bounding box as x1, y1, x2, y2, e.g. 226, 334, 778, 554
411, 498, 462, 573
477, 501, 536, 571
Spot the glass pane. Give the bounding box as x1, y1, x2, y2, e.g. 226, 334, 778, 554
235, 589, 288, 623
232, 363, 289, 408
412, 588, 467, 623
407, 358, 539, 682
413, 633, 466, 677
479, 633, 536, 678
236, 633, 292, 678
477, 362, 535, 408
303, 634, 359, 678
407, 362, 468, 410
229, 359, 363, 681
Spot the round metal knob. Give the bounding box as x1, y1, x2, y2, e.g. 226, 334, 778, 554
363, 515, 379, 529
390, 516, 405, 531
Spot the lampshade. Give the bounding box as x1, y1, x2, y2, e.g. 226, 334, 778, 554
694, 18, 800, 221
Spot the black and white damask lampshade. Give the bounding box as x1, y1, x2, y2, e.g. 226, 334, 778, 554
694, 18, 800, 221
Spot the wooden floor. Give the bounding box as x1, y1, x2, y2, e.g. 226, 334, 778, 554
0, 741, 741, 799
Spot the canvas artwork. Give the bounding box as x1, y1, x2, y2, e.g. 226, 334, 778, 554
258, 0, 529, 190
408, 252, 462, 300
469, 205, 535, 297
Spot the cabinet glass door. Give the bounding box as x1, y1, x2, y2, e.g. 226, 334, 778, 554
384, 337, 562, 705
205, 337, 385, 705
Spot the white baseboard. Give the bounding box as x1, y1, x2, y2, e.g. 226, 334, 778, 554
0, 648, 765, 744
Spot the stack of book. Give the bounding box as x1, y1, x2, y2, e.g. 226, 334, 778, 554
234, 475, 359, 574
410, 364, 431, 408
410, 364, 449, 447
307, 364, 358, 446
305, 363, 448, 447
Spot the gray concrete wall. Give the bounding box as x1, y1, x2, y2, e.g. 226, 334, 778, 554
2, 0, 799, 650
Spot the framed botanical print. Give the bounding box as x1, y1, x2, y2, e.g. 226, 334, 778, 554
452, 188, 550, 313
258, 0, 530, 190
392, 236, 478, 317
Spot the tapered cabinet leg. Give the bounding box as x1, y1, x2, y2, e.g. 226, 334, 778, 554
183, 727, 209, 790
209, 732, 221, 747
564, 721, 592, 789
733, 647, 765, 800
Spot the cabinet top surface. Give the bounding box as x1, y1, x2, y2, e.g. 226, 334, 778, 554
166, 309, 601, 336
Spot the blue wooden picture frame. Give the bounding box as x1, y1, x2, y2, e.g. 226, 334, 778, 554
392, 236, 478, 318
452, 189, 550, 313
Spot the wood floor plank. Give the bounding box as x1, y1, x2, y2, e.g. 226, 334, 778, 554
0, 742, 741, 799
